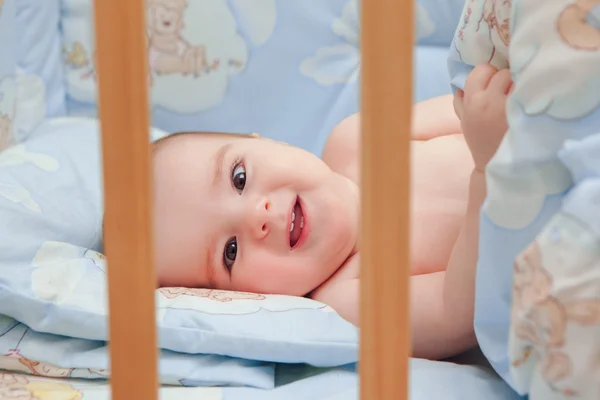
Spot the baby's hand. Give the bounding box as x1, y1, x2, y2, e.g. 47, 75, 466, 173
453, 64, 512, 172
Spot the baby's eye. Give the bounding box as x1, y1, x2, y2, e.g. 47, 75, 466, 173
223, 237, 237, 270
232, 164, 246, 194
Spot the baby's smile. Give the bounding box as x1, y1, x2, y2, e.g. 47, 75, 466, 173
289, 196, 308, 249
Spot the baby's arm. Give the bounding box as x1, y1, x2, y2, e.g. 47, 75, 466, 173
323, 94, 461, 182
312, 249, 478, 359
319, 70, 508, 358
412, 94, 462, 140
409, 171, 486, 359
418, 64, 511, 359
371, 65, 509, 359
311, 255, 473, 359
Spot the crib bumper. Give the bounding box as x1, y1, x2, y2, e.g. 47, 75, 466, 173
2, 0, 465, 157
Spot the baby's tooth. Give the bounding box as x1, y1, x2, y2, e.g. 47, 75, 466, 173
300, 216, 304, 228
290, 222, 294, 232
292, 211, 296, 222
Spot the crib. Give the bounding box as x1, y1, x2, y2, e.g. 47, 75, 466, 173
99, 0, 408, 397
0, 0, 529, 399
97, 0, 412, 395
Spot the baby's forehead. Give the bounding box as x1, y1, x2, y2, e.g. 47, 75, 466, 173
152, 132, 258, 188
153, 131, 238, 151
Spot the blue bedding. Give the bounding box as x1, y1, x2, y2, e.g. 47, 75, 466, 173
0, 360, 521, 399
414, 46, 454, 101
224, 360, 522, 399
10, 0, 456, 159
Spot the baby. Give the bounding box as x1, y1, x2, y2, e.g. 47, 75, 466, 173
152, 64, 511, 360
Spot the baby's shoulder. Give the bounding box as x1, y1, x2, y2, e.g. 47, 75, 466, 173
322, 114, 359, 183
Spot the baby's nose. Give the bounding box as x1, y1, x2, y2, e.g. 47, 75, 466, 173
247, 197, 270, 240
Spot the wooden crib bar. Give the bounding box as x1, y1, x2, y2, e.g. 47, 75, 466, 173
94, 0, 159, 398
360, 0, 412, 399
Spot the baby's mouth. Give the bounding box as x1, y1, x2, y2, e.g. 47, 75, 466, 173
289, 198, 304, 248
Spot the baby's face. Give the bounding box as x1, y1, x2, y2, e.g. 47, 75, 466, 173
153, 133, 359, 296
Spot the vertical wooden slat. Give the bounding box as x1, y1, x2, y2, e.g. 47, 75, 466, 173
360, 0, 413, 399
93, 0, 158, 399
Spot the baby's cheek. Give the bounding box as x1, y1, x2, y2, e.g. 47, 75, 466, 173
232, 254, 279, 292
234, 254, 317, 296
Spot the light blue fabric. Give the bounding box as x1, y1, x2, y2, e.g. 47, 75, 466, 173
416, 0, 465, 47
57, 0, 457, 157
0, 315, 275, 388
447, 0, 600, 396
223, 359, 521, 399
9, 0, 463, 157
0, 0, 17, 150
62, 0, 361, 156
408, 359, 521, 400
15, 0, 65, 117
0, 0, 16, 79
414, 46, 453, 101
0, 358, 521, 398
0, 0, 16, 73
8, 0, 460, 156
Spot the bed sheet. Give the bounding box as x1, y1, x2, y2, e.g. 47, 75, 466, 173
0, 358, 521, 400
271, 360, 522, 400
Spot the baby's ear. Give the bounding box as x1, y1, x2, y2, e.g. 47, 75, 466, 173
255, 134, 276, 144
